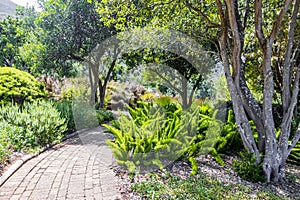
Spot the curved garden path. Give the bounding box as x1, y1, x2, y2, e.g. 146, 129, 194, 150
0, 127, 121, 200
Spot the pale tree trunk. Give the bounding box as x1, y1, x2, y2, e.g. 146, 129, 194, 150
254, 0, 299, 182
216, 0, 261, 161
214, 0, 300, 182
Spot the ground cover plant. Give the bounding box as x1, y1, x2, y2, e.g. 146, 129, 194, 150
130, 172, 285, 200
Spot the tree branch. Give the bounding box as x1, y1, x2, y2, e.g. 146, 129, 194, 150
184, 1, 221, 28
282, 0, 300, 114
254, 0, 266, 46
188, 75, 202, 107
225, 0, 243, 79
269, 0, 293, 44
215, 0, 226, 27
149, 67, 183, 95
281, 63, 300, 147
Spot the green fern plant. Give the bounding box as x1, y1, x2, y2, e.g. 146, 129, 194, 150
187, 108, 225, 166
289, 142, 300, 165
104, 101, 193, 173
217, 110, 244, 153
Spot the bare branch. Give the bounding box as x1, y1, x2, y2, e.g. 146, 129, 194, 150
225, 0, 243, 78
291, 41, 300, 70
281, 63, 300, 146
282, 0, 300, 114
184, 1, 221, 28
215, 0, 226, 26
254, 0, 266, 46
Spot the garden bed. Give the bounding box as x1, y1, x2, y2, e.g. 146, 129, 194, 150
116, 153, 300, 199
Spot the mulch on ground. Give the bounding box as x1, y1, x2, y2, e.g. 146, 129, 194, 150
116, 154, 300, 199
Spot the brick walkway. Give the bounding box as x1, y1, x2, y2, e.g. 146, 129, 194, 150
0, 127, 121, 200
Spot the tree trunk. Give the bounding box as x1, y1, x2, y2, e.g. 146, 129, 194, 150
182, 77, 188, 109
217, 0, 261, 161
97, 59, 117, 109
254, 0, 296, 182
216, 0, 299, 182
98, 79, 105, 109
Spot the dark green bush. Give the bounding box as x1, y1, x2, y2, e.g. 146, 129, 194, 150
217, 110, 244, 153
72, 100, 99, 130
233, 151, 265, 182
96, 108, 115, 124
0, 67, 47, 104
72, 100, 115, 130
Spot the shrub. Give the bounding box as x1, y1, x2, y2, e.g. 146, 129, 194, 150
0, 67, 47, 104
217, 110, 244, 153
104, 101, 193, 173
233, 151, 265, 182
141, 93, 156, 102
105, 100, 250, 174
96, 108, 115, 124
54, 100, 75, 132
61, 85, 74, 101
0, 101, 67, 147
186, 105, 225, 167
0, 121, 32, 151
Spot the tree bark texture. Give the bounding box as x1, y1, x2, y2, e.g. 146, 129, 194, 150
212, 0, 300, 182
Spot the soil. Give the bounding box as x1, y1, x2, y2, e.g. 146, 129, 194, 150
116, 153, 300, 200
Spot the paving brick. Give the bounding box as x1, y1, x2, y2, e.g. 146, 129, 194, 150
20, 190, 32, 198
0, 128, 121, 199
9, 194, 21, 200
0, 196, 11, 200
13, 186, 26, 195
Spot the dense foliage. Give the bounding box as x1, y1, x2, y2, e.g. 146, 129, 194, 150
104, 98, 247, 174
0, 100, 67, 165
0, 67, 47, 104
0, 0, 299, 185
233, 151, 266, 183
104, 100, 191, 173
54, 100, 75, 132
